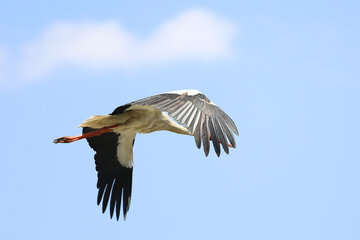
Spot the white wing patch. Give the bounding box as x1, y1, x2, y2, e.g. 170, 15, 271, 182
116, 132, 136, 168
164, 89, 201, 96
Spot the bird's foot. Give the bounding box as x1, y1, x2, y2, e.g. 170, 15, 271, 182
53, 136, 78, 144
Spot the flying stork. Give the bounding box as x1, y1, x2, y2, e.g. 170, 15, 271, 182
54, 89, 239, 220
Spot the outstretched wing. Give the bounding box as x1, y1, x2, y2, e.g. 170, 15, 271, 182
83, 127, 134, 220
132, 89, 239, 156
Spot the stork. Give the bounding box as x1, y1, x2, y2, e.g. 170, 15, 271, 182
54, 89, 239, 220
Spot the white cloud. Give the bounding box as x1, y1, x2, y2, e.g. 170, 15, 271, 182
138, 9, 235, 62
19, 8, 235, 79
20, 20, 136, 78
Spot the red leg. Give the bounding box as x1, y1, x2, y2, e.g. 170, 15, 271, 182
53, 124, 119, 144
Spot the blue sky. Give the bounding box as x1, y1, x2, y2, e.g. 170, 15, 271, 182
1, 1, 359, 239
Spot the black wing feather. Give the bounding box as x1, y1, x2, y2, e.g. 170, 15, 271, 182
208, 117, 221, 156
201, 115, 210, 156
122, 168, 133, 220
213, 117, 229, 154
83, 127, 133, 220
102, 181, 113, 213
110, 178, 119, 218
193, 112, 203, 149
115, 175, 123, 221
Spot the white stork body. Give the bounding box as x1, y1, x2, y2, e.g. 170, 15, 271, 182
54, 89, 238, 221
79, 105, 189, 135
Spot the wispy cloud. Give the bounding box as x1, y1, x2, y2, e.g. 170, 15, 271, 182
0, 46, 8, 82
2, 8, 236, 87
